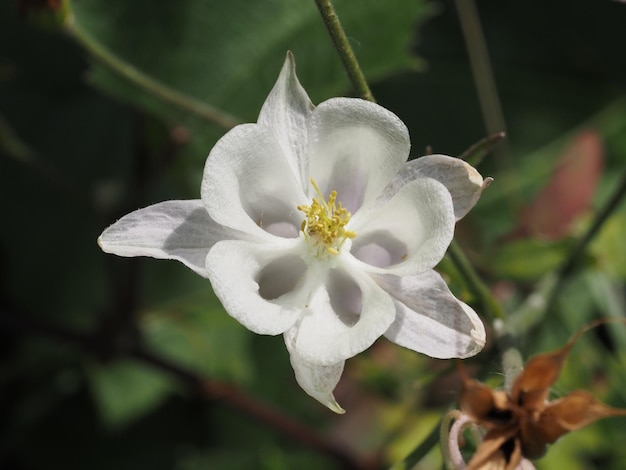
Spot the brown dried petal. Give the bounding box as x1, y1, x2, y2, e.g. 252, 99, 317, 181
510, 320, 612, 409
510, 345, 571, 410
537, 390, 626, 443
461, 379, 514, 428
518, 417, 549, 460
467, 428, 521, 470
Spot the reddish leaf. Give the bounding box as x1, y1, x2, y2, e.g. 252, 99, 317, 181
513, 130, 603, 239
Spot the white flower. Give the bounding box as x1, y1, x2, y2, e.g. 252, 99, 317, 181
98, 52, 488, 413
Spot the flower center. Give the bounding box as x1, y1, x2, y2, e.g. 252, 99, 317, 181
297, 178, 356, 257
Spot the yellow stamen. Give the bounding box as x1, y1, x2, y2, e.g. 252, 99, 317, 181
297, 178, 356, 257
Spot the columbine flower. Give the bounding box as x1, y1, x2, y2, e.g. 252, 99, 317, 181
456, 321, 626, 469
98, 52, 487, 413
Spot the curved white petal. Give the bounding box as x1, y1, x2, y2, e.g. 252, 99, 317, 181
285, 265, 395, 366
375, 270, 486, 358
285, 334, 345, 414
306, 98, 410, 214
349, 178, 455, 276
206, 239, 310, 335
381, 154, 486, 221
258, 52, 314, 188
202, 124, 307, 240
98, 200, 232, 278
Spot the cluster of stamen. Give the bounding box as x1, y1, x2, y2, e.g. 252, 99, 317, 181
297, 178, 356, 257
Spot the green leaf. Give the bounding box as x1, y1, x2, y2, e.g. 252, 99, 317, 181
591, 211, 626, 280
86, 359, 175, 429
67, 0, 432, 160
585, 271, 626, 350
491, 238, 573, 281
389, 415, 442, 469
141, 291, 253, 383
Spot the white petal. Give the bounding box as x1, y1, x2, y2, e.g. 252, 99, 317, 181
258, 52, 314, 188
285, 266, 395, 366
98, 200, 230, 278
206, 239, 307, 335
285, 335, 345, 414
381, 154, 486, 220
349, 178, 455, 276
307, 98, 410, 214
202, 124, 307, 240
375, 270, 486, 358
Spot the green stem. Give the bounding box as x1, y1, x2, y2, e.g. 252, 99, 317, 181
545, 167, 626, 311
391, 419, 441, 469
447, 241, 505, 321
455, 0, 521, 213
507, 274, 557, 336
560, 169, 626, 279
493, 320, 524, 390
313, 0, 375, 102
454, 0, 508, 159
65, 15, 240, 130
460, 131, 506, 167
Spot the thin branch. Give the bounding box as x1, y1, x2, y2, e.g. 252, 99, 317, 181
546, 166, 626, 311
559, 169, 626, 279
313, 0, 375, 102
459, 132, 506, 167
455, 0, 509, 159
455, 0, 523, 214
0, 308, 377, 470
65, 15, 241, 130
130, 347, 378, 470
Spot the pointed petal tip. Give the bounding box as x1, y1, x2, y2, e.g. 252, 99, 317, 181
285, 337, 347, 413
326, 398, 346, 414
283, 50, 297, 73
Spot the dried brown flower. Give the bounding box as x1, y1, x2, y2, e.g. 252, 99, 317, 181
458, 320, 626, 470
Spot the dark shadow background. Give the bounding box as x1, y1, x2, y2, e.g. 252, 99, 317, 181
1, 1, 625, 469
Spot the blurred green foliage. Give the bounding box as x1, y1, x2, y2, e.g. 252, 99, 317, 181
1, 0, 626, 469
